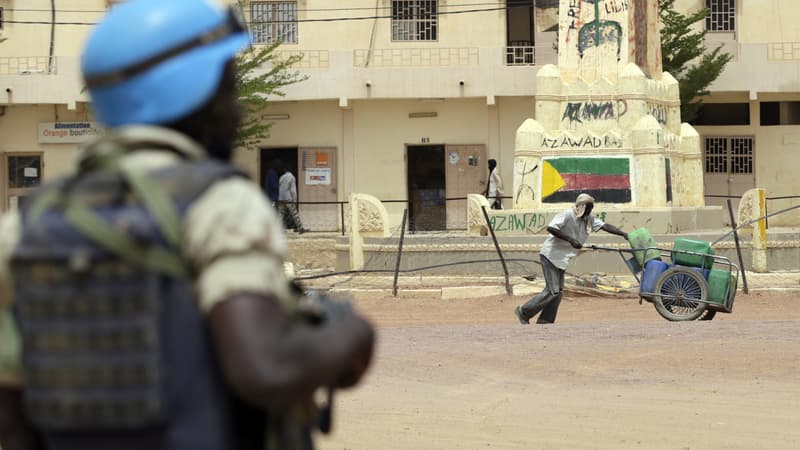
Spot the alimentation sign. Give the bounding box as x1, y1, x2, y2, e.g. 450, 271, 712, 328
38, 122, 106, 143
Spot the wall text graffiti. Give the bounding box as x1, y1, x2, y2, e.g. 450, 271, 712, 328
561, 99, 628, 125
542, 134, 623, 149
490, 211, 608, 234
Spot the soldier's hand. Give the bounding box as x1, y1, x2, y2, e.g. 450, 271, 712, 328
570, 239, 583, 249
336, 312, 375, 389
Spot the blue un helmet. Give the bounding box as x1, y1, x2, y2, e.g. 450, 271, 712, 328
82, 0, 251, 126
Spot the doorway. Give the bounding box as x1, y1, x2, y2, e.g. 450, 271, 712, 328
407, 145, 446, 232
406, 144, 488, 232
260, 147, 298, 202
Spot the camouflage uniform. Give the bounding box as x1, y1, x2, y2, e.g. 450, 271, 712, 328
0, 125, 293, 389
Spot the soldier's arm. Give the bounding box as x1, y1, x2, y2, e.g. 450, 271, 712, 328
0, 387, 41, 450
209, 293, 373, 411
185, 178, 374, 412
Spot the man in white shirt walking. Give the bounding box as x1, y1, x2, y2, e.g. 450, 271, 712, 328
277, 161, 306, 233
486, 159, 504, 209
514, 193, 628, 324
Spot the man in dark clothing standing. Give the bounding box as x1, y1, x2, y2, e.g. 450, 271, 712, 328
264, 159, 281, 204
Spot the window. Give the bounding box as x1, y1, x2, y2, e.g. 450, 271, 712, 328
706, 0, 735, 31
251, 1, 297, 44
392, 0, 438, 41
704, 137, 753, 175
691, 103, 750, 126
760, 101, 800, 126
6, 153, 43, 211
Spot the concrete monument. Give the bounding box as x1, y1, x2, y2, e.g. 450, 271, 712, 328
503, 0, 716, 234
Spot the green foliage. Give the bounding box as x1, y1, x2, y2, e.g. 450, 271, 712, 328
659, 0, 732, 123
233, 1, 307, 149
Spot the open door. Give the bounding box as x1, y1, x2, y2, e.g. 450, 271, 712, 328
407, 145, 446, 232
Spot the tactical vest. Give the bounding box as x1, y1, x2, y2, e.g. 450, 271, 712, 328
9, 149, 261, 450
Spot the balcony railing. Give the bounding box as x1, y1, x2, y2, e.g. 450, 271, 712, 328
768, 42, 800, 61
505, 46, 536, 66
354, 47, 479, 67
0, 57, 57, 75
273, 50, 330, 69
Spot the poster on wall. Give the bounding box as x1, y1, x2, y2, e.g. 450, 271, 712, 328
305, 167, 331, 185
38, 122, 106, 144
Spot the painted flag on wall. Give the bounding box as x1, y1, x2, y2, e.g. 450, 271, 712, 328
542, 157, 631, 203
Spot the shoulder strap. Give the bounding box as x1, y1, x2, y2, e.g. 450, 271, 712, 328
25, 144, 191, 277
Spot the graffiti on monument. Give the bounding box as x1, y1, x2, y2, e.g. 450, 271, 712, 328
561, 99, 628, 126
578, 0, 623, 60
565, 0, 582, 36
514, 162, 539, 204
605, 0, 630, 13
542, 134, 623, 149
490, 210, 608, 233
647, 102, 668, 125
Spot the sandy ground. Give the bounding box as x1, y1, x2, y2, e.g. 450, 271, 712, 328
318, 291, 800, 450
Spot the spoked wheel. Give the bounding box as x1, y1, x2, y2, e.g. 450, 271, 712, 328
653, 267, 709, 321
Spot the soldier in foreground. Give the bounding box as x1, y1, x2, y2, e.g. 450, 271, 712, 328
0, 1, 374, 449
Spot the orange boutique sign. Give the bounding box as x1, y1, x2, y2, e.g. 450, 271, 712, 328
38, 122, 106, 144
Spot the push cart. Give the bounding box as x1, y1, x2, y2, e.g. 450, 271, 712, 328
589, 244, 740, 322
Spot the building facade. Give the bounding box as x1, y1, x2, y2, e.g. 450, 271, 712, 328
1, 0, 799, 230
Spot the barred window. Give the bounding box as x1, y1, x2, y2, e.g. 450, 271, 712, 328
704, 137, 753, 174
706, 0, 735, 32
704, 137, 728, 174
392, 0, 438, 41
251, 1, 298, 44
730, 137, 753, 174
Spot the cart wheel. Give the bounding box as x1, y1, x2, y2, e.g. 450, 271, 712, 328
698, 309, 716, 321
653, 267, 708, 321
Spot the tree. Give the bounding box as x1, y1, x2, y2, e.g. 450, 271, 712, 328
234, 1, 307, 149
659, 0, 732, 123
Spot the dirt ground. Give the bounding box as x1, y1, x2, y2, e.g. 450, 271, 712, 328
318, 291, 800, 450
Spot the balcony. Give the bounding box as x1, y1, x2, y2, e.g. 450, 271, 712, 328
0, 57, 58, 75
1, 56, 87, 106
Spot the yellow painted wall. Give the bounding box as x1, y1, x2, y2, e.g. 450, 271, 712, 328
673, 0, 800, 43
0, 105, 88, 209
0, 0, 98, 57
497, 96, 535, 198
259, 0, 506, 51
233, 100, 343, 180
738, 0, 800, 43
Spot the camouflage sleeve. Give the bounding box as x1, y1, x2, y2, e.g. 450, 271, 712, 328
0, 211, 23, 387
183, 177, 294, 314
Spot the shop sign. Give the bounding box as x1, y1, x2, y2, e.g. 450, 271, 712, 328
305, 167, 331, 185
38, 122, 106, 143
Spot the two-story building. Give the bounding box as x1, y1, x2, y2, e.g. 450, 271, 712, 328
1, 0, 799, 230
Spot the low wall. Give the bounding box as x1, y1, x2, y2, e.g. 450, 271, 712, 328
335, 229, 800, 276
482, 206, 724, 235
